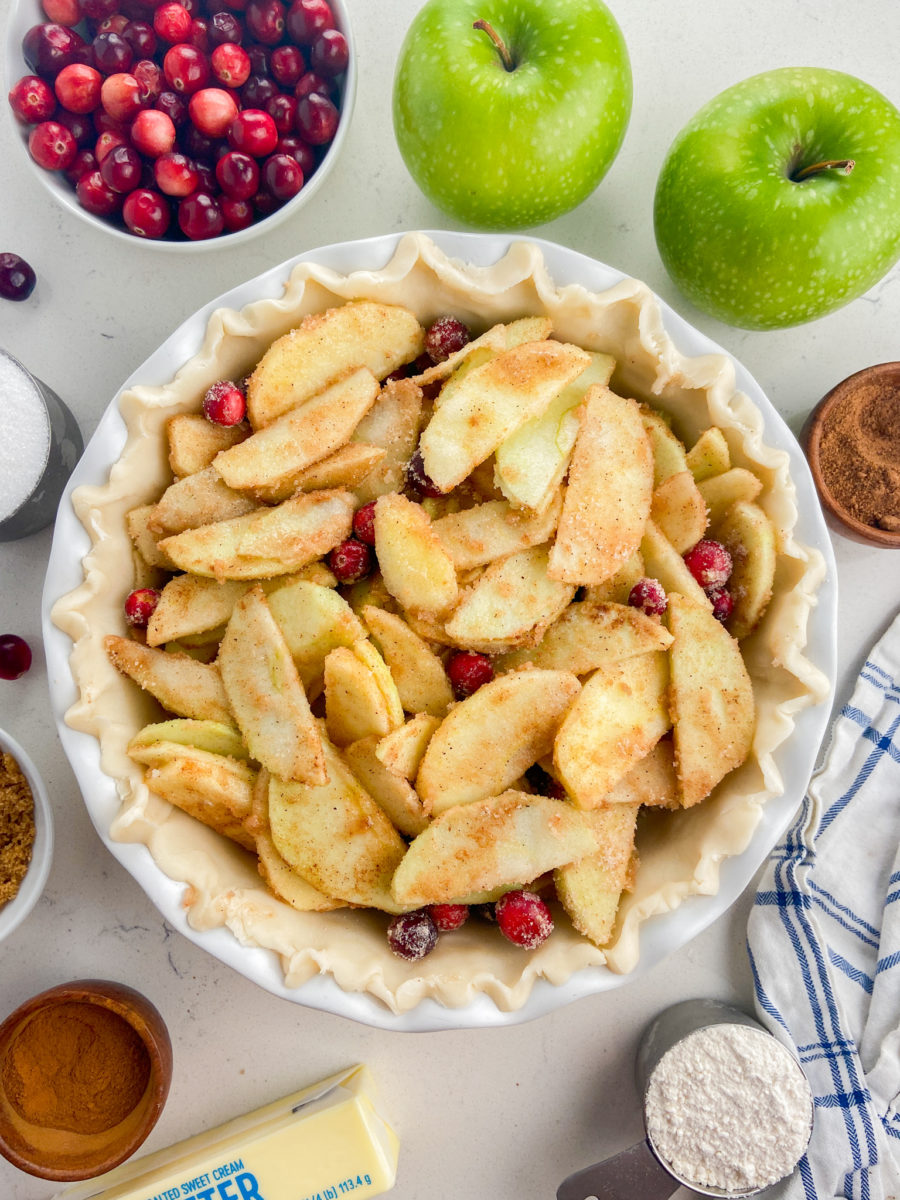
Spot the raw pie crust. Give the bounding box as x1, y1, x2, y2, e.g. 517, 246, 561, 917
52, 234, 829, 1014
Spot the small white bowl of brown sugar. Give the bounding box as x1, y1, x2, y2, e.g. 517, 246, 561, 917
0, 730, 53, 944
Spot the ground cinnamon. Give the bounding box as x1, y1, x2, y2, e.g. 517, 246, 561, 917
0, 752, 35, 907
817, 378, 900, 531
0, 1002, 150, 1134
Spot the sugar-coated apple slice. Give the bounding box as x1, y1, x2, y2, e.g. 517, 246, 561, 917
128, 718, 249, 760
554, 803, 639, 947
686, 425, 730, 482
497, 600, 673, 675
650, 469, 709, 554
416, 668, 581, 815
697, 467, 763, 527
126, 505, 177, 572
247, 301, 425, 428
666, 592, 755, 807
374, 491, 458, 614
640, 519, 712, 609
343, 735, 430, 838
323, 638, 404, 747
350, 377, 424, 505
361, 606, 453, 717
432, 493, 563, 571
166, 412, 249, 478
412, 315, 552, 386
105, 635, 233, 724
252, 444, 385, 504
148, 465, 258, 536
603, 738, 678, 808
582, 550, 645, 606
146, 576, 250, 647
548, 386, 653, 585
713, 500, 777, 640
391, 790, 603, 907
374, 713, 442, 780
640, 407, 689, 487
266, 579, 364, 694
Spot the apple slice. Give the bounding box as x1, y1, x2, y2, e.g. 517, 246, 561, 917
148, 465, 259, 536
686, 425, 730, 482
697, 467, 763, 527
146, 576, 250, 647
548, 386, 653, 585
350, 377, 424, 504
712, 500, 777, 641
218, 586, 326, 785
323, 638, 404, 747
650, 469, 709, 554
640, 519, 712, 609
554, 651, 671, 808
416, 668, 581, 815
361, 606, 453, 717
343, 735, 429, 838
419, 339, 592, 491
251, 444, 385, 504
166, 412, 249, 478
641, 407, 689, 486
432, 493, 563, 570
604, 738, 678, 807
105, 635, 232, 723
266, 578, 364, 694
582, 550, 645, 606
126, 505, 177, 572
374, 713, 442, 780
374, 491, 458, 614
247, 301, 424, 427
497, 600, 673, 674
128, 718, 249, 760
412, 315, 553, 386
666, 592, 755, 807
391, 790, 602, 907
554, 803, 639, 947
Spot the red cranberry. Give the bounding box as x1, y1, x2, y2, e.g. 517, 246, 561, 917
295, 90, 336, 144
447, 650, 494, 699
100, 71, 142, 121
76, 167, 122, 214
163, 43, 211, 93
95, 13, 129, 35
221, 194, 253, 229
133, 58, 164, 104
327, 538, 372, 583
211, 42, 251, 87
708, 586, 735, 624
252, 189, 280, 217
245, 0, 285, 45
285, 0, 333, 44
55, 107, 94, 145
189, 86, 238, 136
351, 501, 376, 546
94, 106, 129, 135
178, 189, 224, 237
8, 75, 56, 124
245, 43, 270, 75
270, 43, 304, 87
495, 890, 553, 950
309, 28, 347, 77
209, 11, 242, 45
405, 448, 443, 498
28, 120, 78, 170
188, 18, 210, 52
22, 23, 85, 78
54, 62, 100, 112
192, 159, 218, 192
261, 150, 302, 199
387, 910, 438, 961
92, 30, 134, 73
0, 634, 33, 681
228, 107, 277, 156
100, 142, 142, 190
429, 903, 469, 932
275, 132, 314, 174
124, 587, 161, 627
64, 146, 97, 183
266, 92, 297, 134
202, 379, 246, 424
0, 254, 37, 302
240, 73, 277, 106
154, 1, 193, 44
425, 315, 470, 363
123, 21, 157, 58
154, 149, 198, 194
155, 89, 188, 124
82, 0, 119, 19
683, 539, 733, 589
41, 0, 83, 26
294, 69, 330, 100
94, 128, 127, 163
131, 108, 176, 156
215, 149, 258, 198
123, 187, 171, 236
628, 577, 667, 617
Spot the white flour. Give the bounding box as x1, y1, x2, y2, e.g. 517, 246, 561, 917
644, 1022, 813, 1194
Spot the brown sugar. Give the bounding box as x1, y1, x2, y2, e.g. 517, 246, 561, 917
817, 379, 900, 530
0, 751, 35, 906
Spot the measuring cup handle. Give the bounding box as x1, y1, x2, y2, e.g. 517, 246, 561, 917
557, 1138, 678, 1200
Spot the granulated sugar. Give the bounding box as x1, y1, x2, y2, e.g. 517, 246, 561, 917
0, 353, 51, 520
644, 1022, 812, 1194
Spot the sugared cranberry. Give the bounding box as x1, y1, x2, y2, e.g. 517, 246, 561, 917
209, 11, 242, 45
0, 254, 37, 302
246, 0, 285, 45
100, 142, 142, 190
429, 903, 469, 932
163, 43, 210, 93
0, 635, 33, 681
294, 90, 336, 143
285, 0, 333, 44
683, 539, 733, 589
154, 1, 193, 44
123, 187, 171, 236
154, 149, 198, 194
28, 120, 78, 170
155, 89, 188, 125
76, 167, 122, 214
328, 538, 372, 583
228, 107, 277, 156
123, 21, 157, 59
495, 890, 554, 950
309, 28, 347, 77
92, 30, 134, 74
221, 195, 253, 230
708, 586, 735, 624
41, 0, 83, 27
425, 315, 470, 363
215, 149, 258, 198
8, 74, 56, 124
405, 448, 443, 498
270, 43, 304, 87
447, 651, 494, 699
22, 23, 85, 78
189, 86, 239, 136
178, 189, 224, 237
131, 107, 176, 156
100, 71, 142, 121
351, 501, 376, 546
203, 379, 246, 424
387, 909, 438, 961
261, 151, 302, 199
124, 587, 161, 627
211, 42, 251, 87
628, 577, 667, 617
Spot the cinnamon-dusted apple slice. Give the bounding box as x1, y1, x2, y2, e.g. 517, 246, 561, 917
640, 519, 712, 609
494, 351, 615, 512
416, 669, 581, 815
268, 736, 408, 912
582, 550, 645, 606
412, 315, 552, 386
650, 470, 709, 554
252, 444, 385, 504
350, 377, 424, 504
105, 635, 232, 723
159, 489, 354, 580
374, 713, 442, 779
218, 586, 326, 785
712, 500, 777, 641
167, 412, 249, 478
126, 505, 177, 572
432, 493, 563, 571
146, 576, 250, 648
343, 735, 429, 838
548, 386, 654, 585
419, 339, 591, 492
266, 578, 364, 694
666, 592, 755, 807
686, 425, 730, 482
361, 606, 453, 717
554, 803, 639, 948
497, 600, 673, 675
374, 492, 458, 614
391, 790, 602, 907
697, 467, 763, 527
641, 407, 689, 486
247, 301, 424, 428
323, 638, 404, 747
148, 466, 259, 536
128, 718, 249, 760
554, 651, 671, 809
603, 738, 678, 808
214, 368, 380, 493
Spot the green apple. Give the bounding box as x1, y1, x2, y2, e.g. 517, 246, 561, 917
392, 0, 631, 230
654, 68, 900, 330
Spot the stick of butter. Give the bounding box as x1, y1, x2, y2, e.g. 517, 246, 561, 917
55, 1066, 398, 1200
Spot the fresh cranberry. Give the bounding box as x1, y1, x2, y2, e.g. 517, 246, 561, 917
82, 0, 119, 19
123, 21, 157, 58
261, 150, 302, 199
628, 577, 667, 617
123, 187, 171, 236
708, 586, 735, 624
447, 651, 494, 699
76, 167, 122, 214
429, 903, 469, 932
95, 13, 129, 35
495, 890, 554, 950
0, 254, 37, 302
100, 142, 142, 190
192, 159, 218, 192
425, 315, 470, 363
266, 92, 296, 134
189, 85, 238, 136
41, 0, 83, 26
131, 108, 176, 155
683, 539, 733, 589
155, 89, 188, 124
270, 44, 304, 88
215, 148, 258, 197
94, 128, 127, 163
163, 43, 210, 93
405, 448, 443, 498
328, 538, 372, 583
209, 11, 242, 45
202, 379, 246, 424
295, 90, 336, 144
64, 146, 97, 183
285, 0, 333, 44
309, 28, 347, 77
293, 69, 330, 100
133, 58, 164, 104
8, 75, 56, 124
0, 635, 33, 681
252, 189, 280, 217
100, 71, 142, 120
188, 17, 210, 51
154, 149, 198, 193
275, 132, 314, 174
245, 43, 270, 75
22, 23, 85, 78
211, 42, 251, 87
124, 587, 161, 627
92, 30, 134, 73
386, 910, 438, 961
94, 106, 129, 135
54, 62, 102, 112
55, 107, 94, 145
240, 73, 277, 106
154, 1, 192, 43
351, 501, 376, 546
228, 107, 277, 156
220, 194, 253, 230
246, 0, 285, 44
28, 120, 78, 170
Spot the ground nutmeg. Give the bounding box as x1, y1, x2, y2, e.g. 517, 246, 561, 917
817, 376, 900, 531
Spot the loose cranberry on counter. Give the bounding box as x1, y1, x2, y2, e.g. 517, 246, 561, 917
429, 903, 469, 932
708, 586, 735, 624
0, 635, 33, 681
351, 501, 377, 546
202, 379, 246, 425
447, 651, 494, 699
123, 588, 160, 628
683, 538, 733, 589
495, 890, 554, 950
387, 910, 438, 961
628, 577, 667, 617
424, 315, 470, 363
0, 253, 37, 302
328, 538, 372, 584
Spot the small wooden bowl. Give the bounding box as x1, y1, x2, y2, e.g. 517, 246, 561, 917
803, 362, 900, 548
0, 980, 172, 1181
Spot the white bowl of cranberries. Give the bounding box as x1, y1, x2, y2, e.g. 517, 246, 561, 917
5, 0, 355, 245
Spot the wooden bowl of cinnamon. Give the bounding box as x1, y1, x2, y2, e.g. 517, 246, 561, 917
0, 979, 172, 1180
803, 362, 900, 548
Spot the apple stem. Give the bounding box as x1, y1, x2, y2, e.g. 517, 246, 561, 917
473, 19, 515, 72
792, 158, 856, 182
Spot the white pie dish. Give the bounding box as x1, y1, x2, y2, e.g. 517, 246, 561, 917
41, 231, 837, 1030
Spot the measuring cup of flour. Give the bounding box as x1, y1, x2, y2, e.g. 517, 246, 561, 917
0, 349, 83, 541
557, 998, 814, 1200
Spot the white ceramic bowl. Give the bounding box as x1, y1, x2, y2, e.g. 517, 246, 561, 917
4, 0, 356, 250
0, 728, 53, 943
41, 231, 838, 1030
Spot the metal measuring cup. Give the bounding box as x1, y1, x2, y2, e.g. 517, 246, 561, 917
557, 998, 814, 1200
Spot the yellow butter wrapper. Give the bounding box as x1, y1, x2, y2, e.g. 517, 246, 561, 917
57, 1066, 398, 1200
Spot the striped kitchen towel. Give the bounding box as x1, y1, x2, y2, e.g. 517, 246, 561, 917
747, 609, 900, 1200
